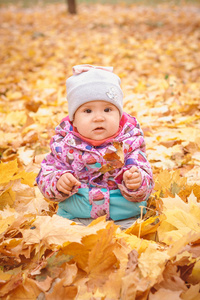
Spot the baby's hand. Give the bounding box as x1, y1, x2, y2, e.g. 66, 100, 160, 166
56, 173, 81, 195
123, 166, 142, 190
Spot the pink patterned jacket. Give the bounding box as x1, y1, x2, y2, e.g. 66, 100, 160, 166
36, 112, 154, 219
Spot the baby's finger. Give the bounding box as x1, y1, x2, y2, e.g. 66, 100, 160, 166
74, 179, 81, 186
57, 183, 71, 195
124, 170, 135, 179
129, 172, 141, 180
127, 176, 141, 183
126, 180, 140, 189
62, 189, 71, 195
70, 178, 81, 187
61, 176, 73, 188
129, 166, 139, 174
123, 170, 129, 181
126, 182, 141, 190
67, 174, 81, 187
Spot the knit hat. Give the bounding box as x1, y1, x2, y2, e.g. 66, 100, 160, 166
66, 64, 123, 121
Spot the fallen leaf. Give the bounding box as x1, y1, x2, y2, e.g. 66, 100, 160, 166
149, 288, 182, 300
0, 2, 200, 298
99, 142, 124, 174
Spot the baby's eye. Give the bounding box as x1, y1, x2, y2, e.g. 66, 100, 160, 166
104, 108, 111, 112
84, 109, 92, 113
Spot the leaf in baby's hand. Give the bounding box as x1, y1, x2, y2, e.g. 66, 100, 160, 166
99, 142, 124, 174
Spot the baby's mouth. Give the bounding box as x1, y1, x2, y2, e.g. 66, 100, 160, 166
93, 127, 105, 131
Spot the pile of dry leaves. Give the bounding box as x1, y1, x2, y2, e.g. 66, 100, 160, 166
0, 2, 200, 299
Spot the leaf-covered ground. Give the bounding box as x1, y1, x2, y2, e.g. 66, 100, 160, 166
0, 2, 200, 299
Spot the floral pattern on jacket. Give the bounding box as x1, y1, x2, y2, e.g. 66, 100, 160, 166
36, 112, 154, 219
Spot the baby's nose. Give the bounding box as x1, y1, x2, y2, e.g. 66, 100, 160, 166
93, 114, 105, 121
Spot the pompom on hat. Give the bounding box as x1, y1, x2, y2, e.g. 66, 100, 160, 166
66, 64, 123, 121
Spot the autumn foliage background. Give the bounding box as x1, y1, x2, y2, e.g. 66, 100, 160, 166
0, 1, 200, 299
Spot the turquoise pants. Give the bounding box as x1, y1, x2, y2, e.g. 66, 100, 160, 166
57, 188, 146, 221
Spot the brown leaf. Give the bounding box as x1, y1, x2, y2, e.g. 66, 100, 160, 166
45, 278, 77, 300
99, 142, 124, 174
0, 273, 23, 297
149, 289, 182, 300
153, 262, 187, 292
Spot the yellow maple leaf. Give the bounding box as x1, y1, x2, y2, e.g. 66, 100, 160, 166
87, 223, 118, 284
154, 169, 187, 198
125, 215, 165, 239
16, 170, 37, 187
168, 231, 200, 259
61, 217, 111, 271
12, 184, 49, 215
23, 215, 82, 249
44, 278, 77, 300
0, 160, 37, 190
60, 242, 88, 271
23, 215, 110, 251
0, 160, 18, 185
0, 188, 15, 210
138, 245, 169, 284
158, 193, 200, 245
116, 231, 154, 254
4, 276, 42, 300
4, 111, 26, 127
0, 215, 16, 235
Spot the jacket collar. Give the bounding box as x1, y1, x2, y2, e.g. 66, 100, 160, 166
55, 112, 138, 150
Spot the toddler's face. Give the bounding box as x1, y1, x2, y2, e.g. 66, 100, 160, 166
73, 100, 120, 141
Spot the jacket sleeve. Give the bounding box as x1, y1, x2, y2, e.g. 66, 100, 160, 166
115, 121, 154, 202
36, 134, 78, 202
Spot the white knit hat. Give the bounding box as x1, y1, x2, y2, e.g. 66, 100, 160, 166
66, 65, 123, 121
